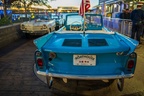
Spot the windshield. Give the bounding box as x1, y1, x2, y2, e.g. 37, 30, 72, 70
65, 14, 102, 30
52, 15, 60, 18
52, 15, 63, 20
35, 15, 50, 20
67, 15, 83, 25
85, 15, 102, 26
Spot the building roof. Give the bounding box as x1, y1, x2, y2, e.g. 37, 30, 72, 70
99, 0, 122, 4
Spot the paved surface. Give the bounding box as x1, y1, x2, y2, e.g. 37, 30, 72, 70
0, 38, 144, 96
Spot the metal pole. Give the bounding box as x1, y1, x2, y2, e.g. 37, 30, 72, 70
83, 0, 86, 36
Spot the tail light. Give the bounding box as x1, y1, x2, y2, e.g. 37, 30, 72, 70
37, 58, 43, 66
126, 52, 137, 72
127, 60, 134, 69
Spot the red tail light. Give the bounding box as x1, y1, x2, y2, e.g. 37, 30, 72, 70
127, 60, 134, 69
37, 58, 43, 66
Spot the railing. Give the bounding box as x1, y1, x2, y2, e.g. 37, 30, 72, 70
103, 17, 132, 37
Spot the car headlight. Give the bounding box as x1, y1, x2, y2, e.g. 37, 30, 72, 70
21, 24, 25, 29
42, 25, 47, 29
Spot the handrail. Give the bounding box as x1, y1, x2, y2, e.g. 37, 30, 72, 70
103, 17, 132, 37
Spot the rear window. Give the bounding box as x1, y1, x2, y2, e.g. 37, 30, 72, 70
88, 39, 108, 46
62, 39, 82, 47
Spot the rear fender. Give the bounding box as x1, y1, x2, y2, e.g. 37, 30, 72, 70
33, 32, 54, 50
115, 32, 139, 55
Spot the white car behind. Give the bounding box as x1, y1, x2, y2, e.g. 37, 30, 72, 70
20, 15, 56, 36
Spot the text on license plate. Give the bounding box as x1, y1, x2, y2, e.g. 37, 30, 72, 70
73, 55, 96, 66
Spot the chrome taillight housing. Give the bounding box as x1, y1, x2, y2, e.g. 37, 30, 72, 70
129, 52, 137, 58
35, 51, 43, 68
36, 51, 42, 56
126, 52, 137, 72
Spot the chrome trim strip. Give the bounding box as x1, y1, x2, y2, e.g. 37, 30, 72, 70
57, 30, 115, 34
37, 71, 134, 80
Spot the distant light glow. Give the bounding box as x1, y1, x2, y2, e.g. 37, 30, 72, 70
31, 5, 49, 9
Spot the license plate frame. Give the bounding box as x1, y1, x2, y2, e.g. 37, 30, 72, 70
73, 55, 96, 66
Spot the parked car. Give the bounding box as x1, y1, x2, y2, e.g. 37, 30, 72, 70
20, 14, 56, 36
52, 14, 64, 30
33, 13, 139, 91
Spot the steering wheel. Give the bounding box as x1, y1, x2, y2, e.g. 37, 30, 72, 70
70, 21, 83, 31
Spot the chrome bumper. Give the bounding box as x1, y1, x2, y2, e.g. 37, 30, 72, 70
37, 70, 134, 80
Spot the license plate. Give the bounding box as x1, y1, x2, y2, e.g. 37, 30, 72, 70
73, 55, 96, 66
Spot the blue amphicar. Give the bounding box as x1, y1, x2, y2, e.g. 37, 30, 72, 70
33, 13, 138, 91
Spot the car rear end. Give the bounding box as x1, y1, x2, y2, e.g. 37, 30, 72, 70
34, 33, 137, 80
